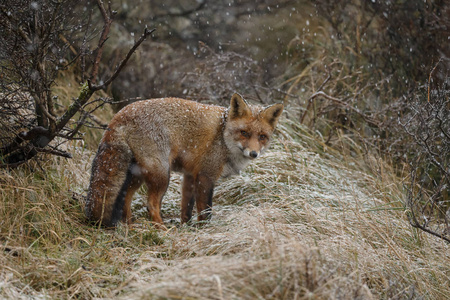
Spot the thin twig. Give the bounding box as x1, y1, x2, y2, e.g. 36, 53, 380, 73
90, 28, 156, 91
90, 0, 115, 83
427, 58, 442, 102
300, 73, 331, 124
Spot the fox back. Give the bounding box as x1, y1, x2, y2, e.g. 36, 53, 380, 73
85, 93, 283, 227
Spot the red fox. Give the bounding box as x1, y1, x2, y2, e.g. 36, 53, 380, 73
85, 93, 283, 227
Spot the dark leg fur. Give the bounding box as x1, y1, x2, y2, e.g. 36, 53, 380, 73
110, 158, 139, 226
195, 174, 215, 222
181, 174, 196, 223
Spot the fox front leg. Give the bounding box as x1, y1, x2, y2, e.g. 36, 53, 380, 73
195, 174, 215, 222
181, 173, 196, 223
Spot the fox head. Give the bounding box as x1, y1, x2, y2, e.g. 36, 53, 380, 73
224, 93, 283, 160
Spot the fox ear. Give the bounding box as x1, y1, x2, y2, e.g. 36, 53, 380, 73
229, 93, 251, 119
261, 103, 284, 128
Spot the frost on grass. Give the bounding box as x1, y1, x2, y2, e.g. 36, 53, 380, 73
1, 120, 449, 299
118, 120, 448, 299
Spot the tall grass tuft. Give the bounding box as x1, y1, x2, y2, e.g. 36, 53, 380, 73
1, 121, 449, 299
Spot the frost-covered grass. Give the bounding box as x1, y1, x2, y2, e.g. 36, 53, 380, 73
0, 120, 449, 299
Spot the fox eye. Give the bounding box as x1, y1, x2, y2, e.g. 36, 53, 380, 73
259, 134, 267, 141
241, 130, 250, 138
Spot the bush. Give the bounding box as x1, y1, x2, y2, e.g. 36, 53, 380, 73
401, 66, 449, 242
0, 0, 152, 167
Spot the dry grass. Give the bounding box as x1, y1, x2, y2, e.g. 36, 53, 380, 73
1, 119, 449, 299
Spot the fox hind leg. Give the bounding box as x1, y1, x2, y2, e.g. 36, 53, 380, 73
140, 162, 170, 226
122, 170, 143, 225
108, 157, 143, 226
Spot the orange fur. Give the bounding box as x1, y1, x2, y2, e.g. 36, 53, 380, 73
85, 94, 283, 227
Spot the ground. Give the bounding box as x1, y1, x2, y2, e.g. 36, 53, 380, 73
0, 119, 449, 299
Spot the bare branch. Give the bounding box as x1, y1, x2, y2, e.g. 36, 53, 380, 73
0, 1, 154, 166
90, 28, 156, 91
35, 146, 72, 158
300, 91, 380, 127
90, 0, 115, 83
0, 9, 33, 44
427, 58, 442, 102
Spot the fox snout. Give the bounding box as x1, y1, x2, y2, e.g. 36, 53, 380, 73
243, 148, 260, 159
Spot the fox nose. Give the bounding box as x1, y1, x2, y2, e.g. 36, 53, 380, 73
249, 151, 258, 158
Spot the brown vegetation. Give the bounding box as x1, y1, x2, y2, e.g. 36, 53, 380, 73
1, 122, 449, 299
0, 0, 449, 298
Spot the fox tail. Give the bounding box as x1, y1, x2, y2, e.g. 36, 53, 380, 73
85, 140, 135, 227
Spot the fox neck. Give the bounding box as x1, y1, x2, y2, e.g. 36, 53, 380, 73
222, 152, 251, 178
220, 111, 252, 178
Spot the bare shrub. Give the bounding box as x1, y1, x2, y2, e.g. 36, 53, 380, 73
312, 0, 450, 94
182, 42, 265, 105
283, 0, 448, 147
0, 0, 153, 167
401, 64, 449, 243
108, 40, 269, 113
277, 1, 449, 243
